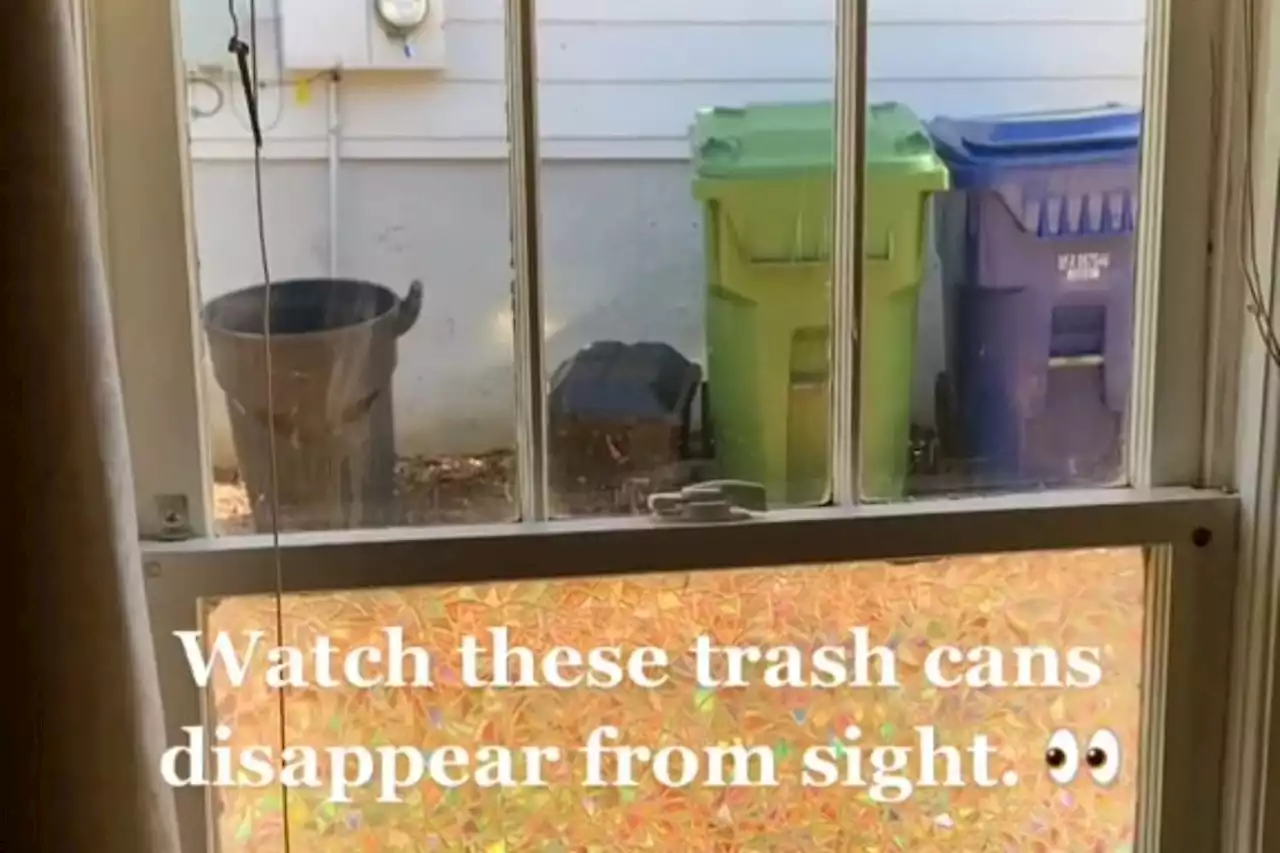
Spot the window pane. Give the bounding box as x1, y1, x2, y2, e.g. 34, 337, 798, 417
867, 1, 1148, 498
199, 547, 1145, 850
178, 1, 517, 534
535, 7, 837, 516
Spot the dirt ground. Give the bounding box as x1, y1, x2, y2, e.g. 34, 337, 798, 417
212, 428, 954, 534
213, 451, 518, 535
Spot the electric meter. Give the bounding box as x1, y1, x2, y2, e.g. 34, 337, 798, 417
374, 0, 430, 32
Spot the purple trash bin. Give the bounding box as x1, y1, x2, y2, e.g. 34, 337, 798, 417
928, 106, 1142, 487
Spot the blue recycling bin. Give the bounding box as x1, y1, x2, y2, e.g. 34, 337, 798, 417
928, 106, 1142, 487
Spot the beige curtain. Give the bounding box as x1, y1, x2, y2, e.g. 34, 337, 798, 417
3, 1, 181, 851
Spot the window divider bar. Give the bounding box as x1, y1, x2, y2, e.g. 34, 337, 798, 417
1127, 0, 1171, 488
505, 0, 549, 522
1129, 0, 1218, 488
830, 0, 867, 506
1200, 0, 1249, 489
1133, 545, 1172, 848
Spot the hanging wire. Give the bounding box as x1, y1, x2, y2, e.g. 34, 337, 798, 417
1238, 0, 1280, 368
219, 0, 283, 135
224, 1, 298, 139
186, 74, 226, 120
227, 69, 287, 136
225, 0, 291, 851
186, 68, 330, 131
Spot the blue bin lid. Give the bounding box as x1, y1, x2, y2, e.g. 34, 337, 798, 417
929, 105, 1141, 187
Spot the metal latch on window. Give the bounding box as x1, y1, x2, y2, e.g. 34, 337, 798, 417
647, 480, 768, 523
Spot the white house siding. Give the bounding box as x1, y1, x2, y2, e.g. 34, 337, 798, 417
181, 0, 1148, 463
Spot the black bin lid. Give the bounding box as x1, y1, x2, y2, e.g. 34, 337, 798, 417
549, 341, 702, 422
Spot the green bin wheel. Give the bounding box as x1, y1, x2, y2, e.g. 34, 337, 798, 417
699, 380, 715, 462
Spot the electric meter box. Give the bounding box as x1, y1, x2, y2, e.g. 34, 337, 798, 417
279, 0, 447, 71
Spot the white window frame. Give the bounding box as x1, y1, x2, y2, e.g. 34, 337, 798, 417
1216, 0, 1280, 847
83, 0, 1280, 851
144, 491, 1238, 853
99, 0, 1225, 533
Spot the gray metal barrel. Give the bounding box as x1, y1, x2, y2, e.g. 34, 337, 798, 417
203, 278, 423, 532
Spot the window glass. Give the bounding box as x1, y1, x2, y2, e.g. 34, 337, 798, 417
867, 0, 1148, 498
176, 0, 518, 534
199, 547, 1144, 851
527, 0, 1152, 512
534, 7, 837, 516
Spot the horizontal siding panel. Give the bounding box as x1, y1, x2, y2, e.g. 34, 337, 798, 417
183, 8, 1147, 159
437, 21, 1145, 81
188, 0, 1146, 27
191, 78, 1142, 150
183, 17, 1148, 82
450, 0, 1145, 24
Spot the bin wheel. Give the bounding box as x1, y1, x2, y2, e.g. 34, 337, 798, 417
934, 371, 960, 462
699, 381, 715, 461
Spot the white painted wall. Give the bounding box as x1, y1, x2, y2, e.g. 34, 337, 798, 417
181, 0, 1148, 465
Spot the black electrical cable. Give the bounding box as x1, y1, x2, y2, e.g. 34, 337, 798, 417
226, 29, 261, 148
225, 1, 290, 851
1239, 0, 1280, 368
186, 74, 226, 120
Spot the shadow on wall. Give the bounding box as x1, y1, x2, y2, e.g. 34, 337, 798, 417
194, 159, 944, 466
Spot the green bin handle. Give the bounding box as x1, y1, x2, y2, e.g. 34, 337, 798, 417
730, 227, 895, 276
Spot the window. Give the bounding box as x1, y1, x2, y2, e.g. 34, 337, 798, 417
88, 0, 1280, 850
148, 500, 1238, 852
112, 0, 1214, 534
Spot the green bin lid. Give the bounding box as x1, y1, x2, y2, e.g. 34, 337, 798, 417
691, 100, 945, 183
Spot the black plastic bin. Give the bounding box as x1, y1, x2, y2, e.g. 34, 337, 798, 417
548, 341, 702, 514
204, 278, 423, 532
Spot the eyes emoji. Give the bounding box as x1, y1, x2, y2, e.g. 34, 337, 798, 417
1044, 728, 1121, 786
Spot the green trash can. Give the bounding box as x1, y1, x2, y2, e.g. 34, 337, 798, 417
692, 101, 948, 504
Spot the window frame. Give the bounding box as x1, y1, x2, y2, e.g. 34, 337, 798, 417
99, 0, 1223, 536
83, 0, 1280, 849
144, 489, 1238, 853
91, 0, 211, 538
1216, 0, 1280, 846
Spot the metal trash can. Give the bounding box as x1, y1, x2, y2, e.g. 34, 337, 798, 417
928, 105, 1140, 488
204, 278, 423, 532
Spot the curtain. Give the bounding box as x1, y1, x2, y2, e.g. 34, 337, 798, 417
2, 1, 181, 851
